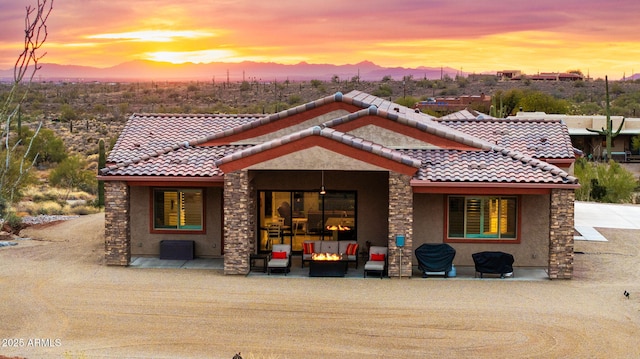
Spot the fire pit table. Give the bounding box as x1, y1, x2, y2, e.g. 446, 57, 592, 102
309, 253, 349, 277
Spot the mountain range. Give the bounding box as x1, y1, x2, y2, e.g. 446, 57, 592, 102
0, 60, 464, 82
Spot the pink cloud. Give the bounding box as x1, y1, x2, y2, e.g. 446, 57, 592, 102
1, 0, 639, 75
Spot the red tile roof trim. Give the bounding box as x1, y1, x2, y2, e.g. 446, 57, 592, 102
323, 106, 487, 150
192, 92, 366, 146
214, 126, 421, 175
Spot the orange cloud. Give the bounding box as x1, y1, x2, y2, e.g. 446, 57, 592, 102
1, 0, 639, 79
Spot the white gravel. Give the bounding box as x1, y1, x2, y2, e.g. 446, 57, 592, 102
19, 215, 79, 225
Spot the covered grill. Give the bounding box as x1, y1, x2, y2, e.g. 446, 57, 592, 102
414, 243, 456, 278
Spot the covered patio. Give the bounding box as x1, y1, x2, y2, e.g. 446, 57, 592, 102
129, 256, 549, 280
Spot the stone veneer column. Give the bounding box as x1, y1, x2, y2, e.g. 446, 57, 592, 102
104, 181, 130, 266
387, 172, 413, 278
223, 171, 252, 275
548, 188, 575, 279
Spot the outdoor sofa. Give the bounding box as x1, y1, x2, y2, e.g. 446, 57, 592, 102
301, 240, 359, 268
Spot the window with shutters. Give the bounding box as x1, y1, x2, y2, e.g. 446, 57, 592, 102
446, 195, 518, 242
153, 188, 204, 232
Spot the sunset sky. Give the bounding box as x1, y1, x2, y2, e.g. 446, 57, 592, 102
1, 0, 639, 79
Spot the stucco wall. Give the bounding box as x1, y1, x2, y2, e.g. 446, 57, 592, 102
235, 110, 350, 145
413, 193, 550, 267
251, 170, 389, 246
129, 186, 223, 258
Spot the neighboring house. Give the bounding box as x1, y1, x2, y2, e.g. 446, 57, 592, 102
497, 70, 522, 81
99, 90, 579, 279
510, 112, 640, 162
414, 93, 491, 113
498, 71, 584, 82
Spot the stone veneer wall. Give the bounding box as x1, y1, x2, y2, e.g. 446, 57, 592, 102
223, 171, 252, 275
548, 188, 575, 279
104, 181, 131, 266
387, 172, 413, 278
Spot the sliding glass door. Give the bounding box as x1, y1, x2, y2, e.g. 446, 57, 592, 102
258, 190, 356, 252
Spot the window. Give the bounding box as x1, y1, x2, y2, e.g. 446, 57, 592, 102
258, 190, 356, 252
153, 189, 203, 231
447, 196, 517, 240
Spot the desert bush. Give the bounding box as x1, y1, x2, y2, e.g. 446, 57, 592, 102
575, 158, 637, 203
24, 187, 66, 202
310, 79, 323, 88
287, 94, 302, 106
394, 96, 419, 108
49, 155, 98, 196
372, 84, 393, 98
69, 204, 100, 215
2, 211, 23, 232
28, 200, 64, 215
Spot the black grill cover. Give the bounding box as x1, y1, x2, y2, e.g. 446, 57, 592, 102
472, 251, 514, 274
414, 243, 456, 273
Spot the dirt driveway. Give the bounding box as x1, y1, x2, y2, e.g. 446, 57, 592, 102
1, 213, 640, 359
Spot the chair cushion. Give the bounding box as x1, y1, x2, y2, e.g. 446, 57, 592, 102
272, 251, 287, 259
371, 253, 385, 261
338, 240, 355, 254
364, 261, 385, 271
320, 241, 339, 254
272, 244, 291, 255
268, 259, 289, 268
302, 242, 314, 254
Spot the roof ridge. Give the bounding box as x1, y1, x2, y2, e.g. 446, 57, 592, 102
213, 125, 422, 169
439, 118, 565, 123
188, 92, 368, 146
321, 104, 497, 151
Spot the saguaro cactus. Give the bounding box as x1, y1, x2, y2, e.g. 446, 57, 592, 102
586, 76, 625, 160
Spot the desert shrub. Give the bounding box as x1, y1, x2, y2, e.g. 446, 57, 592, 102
0, 197, 7, 217
49, 156, 97, 196
69, 205, 100, 216
373, 84, 392, 98
3, 211, 23, 232
287, 94, 302, 106
394, 96, 419, 108
574, 158, 637, 203
35, 201, 64, 215
310, 79, 323, 88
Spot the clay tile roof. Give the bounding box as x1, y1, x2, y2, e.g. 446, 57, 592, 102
102, 91, 578, 187
437, 118, 575, 159
345, 90, 437, 121
102, 145, 249, 177
439, 109, 496, 120
214, 126, 422, 169
321, 104, 496, 151
108, 113, 262, 163
405, 149, 577, 184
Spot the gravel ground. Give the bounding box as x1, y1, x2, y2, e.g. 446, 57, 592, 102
1, 213, 640, 359
18, 215, 79, 226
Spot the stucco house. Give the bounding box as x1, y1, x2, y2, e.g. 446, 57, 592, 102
99, 90, 579, 279
510, 111, 640, 162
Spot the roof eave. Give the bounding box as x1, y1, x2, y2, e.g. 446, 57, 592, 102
97, 175, 224, 183
411, 180, 580, 189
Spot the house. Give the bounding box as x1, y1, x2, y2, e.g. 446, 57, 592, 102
497, 70, 522, 81
509, 112, 640, 162
414, 93, 491, 113
498, 71, 584, 82
99, 90, 579, 279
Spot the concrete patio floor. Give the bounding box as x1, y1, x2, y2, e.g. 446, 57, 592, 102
130, 201, 627, 281
130, 256, 548, 280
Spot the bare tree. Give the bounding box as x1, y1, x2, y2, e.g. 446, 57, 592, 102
0, 0, 53, 208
